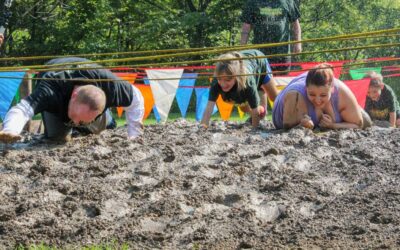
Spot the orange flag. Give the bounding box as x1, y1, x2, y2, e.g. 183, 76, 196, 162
134, 84, 155, 120
216, 95, 234, 121
114, 73, 138, 117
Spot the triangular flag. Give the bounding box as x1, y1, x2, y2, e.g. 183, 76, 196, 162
237, 106, 245, 119
144, 77, 160, 122
195, 88, 214, 121
115, 73, 138, 118
343, 79, 370, 108
146, 69, 184, 122
216, 95, 234, 121
349, 67, 382, 80
134, 84, 154, 120
116, 107, 124, 118
115, 73, 138, 84
0, 72, 26, 120
176, 73, 197, 118
288, 62, 344, 78
153, 105, 161, 122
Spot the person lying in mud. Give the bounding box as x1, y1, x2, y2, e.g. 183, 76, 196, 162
201, 49, 279, 128
272, 63, 371, 130
364, 71, 400, 128
0, 57, 144, 143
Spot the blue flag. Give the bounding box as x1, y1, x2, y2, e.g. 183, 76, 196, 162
0, 72, 26, 120
194, 88, 218, 121
176, 73, 197, 118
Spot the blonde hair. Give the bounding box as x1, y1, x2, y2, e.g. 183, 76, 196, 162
365, 71, 383, 88
306, 63, 334, 87
75, 85, 106, 113
214, 52, 248, 91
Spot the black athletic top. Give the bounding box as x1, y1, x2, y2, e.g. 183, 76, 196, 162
26, 57, 133, 122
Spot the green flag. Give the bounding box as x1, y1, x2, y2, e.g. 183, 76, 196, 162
349, 67, 382, 80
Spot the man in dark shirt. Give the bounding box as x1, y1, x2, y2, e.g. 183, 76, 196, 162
0, 57, 144, 143
240, 0, 302, 73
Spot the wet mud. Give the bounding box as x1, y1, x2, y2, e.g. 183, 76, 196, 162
1, 120, 399, 249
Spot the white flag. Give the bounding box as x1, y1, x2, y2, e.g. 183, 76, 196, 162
146, 69, 184, 122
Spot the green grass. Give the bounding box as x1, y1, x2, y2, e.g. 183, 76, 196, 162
16, 241, 130, 250
115, 112, 272, 126
22, 111, 273, 127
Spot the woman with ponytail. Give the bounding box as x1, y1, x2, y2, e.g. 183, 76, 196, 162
201, 49, 279, 128
272, 63, 372, 130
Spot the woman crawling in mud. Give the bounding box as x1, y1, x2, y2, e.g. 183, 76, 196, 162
201, 49, 279, 128
272, 63, 371, 130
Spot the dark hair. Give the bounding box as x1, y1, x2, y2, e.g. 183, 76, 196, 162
306, 63, 334, 87
365, 71, 383, 88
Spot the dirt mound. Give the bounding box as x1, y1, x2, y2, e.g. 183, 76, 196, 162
1, 120, 399, 249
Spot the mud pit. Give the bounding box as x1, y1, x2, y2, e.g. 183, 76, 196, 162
1, 120, 399, 249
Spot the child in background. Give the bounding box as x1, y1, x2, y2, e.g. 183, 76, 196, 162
201, 49, 279, 128
364, 71, 400, 127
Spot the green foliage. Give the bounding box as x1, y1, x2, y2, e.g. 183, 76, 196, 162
15, 240, 130, 250
0, 1, 398, 70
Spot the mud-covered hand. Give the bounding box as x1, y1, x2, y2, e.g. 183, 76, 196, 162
0, 131, 22, 143
300, 115, 314, 129
197, 123, 208, 132
257, 105, 267, 119
319, 114, 334, 129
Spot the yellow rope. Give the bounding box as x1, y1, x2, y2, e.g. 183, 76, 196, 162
0, 41, 397, 72
0, 27, 398, 70
0, 58, 398, 82
0, 31, 398, 62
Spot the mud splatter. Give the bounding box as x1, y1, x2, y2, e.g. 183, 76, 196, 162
1, 120, 399, 249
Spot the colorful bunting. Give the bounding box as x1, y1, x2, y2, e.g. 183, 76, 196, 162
216, 95, 234, 121
288, 62, 344, 78
237, 106, 245, 119
176, 73, 197, 118
115, 73, 138, 117
349, 67, 382, 80
134, 84, 155, 120
146, 69, 184, 122
194, 88, 213, 121
0, 72, 26, 120
343, 79, 370, 108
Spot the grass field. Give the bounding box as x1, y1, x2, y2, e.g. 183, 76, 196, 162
115, 112, 272, 126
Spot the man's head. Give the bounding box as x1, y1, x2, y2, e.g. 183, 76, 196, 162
366, 71, 384, 101
68, 85, 106, 126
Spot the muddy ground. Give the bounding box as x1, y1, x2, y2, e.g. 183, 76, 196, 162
0, 120, 399, 249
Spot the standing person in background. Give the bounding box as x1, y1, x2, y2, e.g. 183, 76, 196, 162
364, 71, 400, 127
240, 0, 302, 74
201, 49, 279, 128
0, 33, 3, 46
